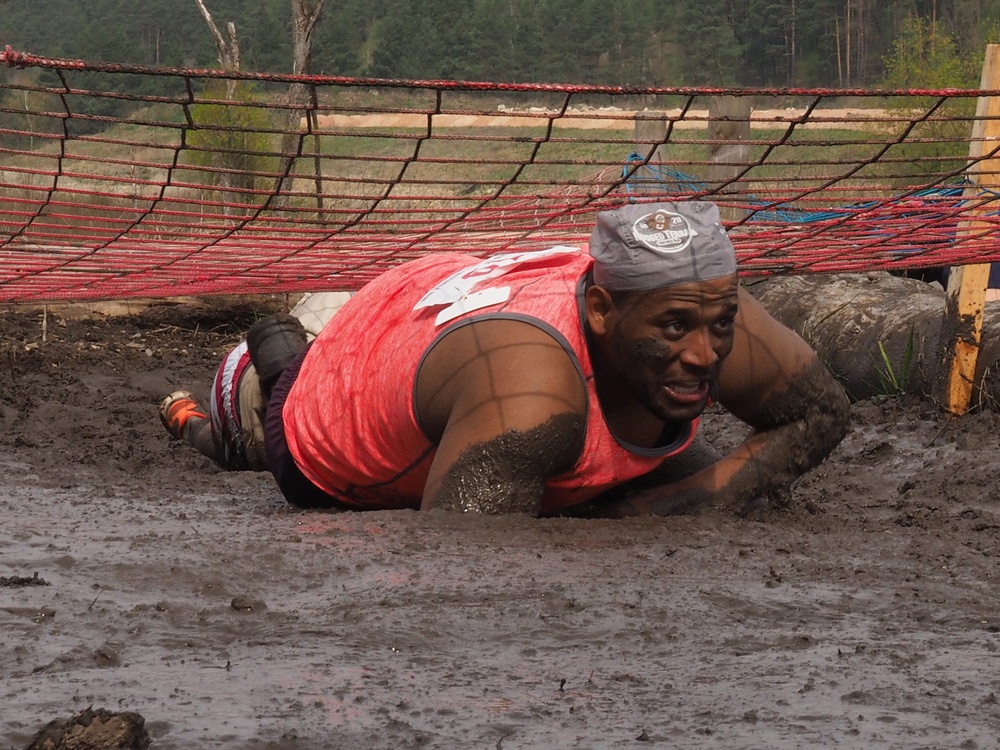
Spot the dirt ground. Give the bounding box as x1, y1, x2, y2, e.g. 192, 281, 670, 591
3, 296, 1000, 749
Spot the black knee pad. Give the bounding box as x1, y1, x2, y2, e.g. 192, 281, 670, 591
246, 313, 309, 397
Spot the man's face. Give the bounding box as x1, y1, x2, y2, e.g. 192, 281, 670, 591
591, 275, 740, 423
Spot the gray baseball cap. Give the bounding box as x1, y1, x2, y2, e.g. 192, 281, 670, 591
589, 201, 738, 291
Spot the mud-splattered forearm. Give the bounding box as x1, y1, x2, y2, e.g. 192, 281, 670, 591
591, 359, 850, 517
707, 357, 850, 514
430, 413, 585, 515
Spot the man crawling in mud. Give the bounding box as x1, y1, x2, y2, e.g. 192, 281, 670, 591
161, 200, 850, 517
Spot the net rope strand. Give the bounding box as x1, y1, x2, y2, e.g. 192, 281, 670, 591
3, 46, 1000, 302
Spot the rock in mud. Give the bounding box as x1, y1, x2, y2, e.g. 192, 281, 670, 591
24, 707, 150, 750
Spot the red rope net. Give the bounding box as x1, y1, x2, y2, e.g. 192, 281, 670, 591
3, 48, 1000, 302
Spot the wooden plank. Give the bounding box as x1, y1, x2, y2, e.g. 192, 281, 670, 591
941, 44, 1000, 415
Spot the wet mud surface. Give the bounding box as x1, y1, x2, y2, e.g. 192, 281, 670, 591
3, 298, 1000, 749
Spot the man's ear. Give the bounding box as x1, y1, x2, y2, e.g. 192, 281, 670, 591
585, 285, 614, 336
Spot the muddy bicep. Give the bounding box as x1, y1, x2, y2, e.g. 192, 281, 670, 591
415, 318, 588, 511
427, 412, 586, 514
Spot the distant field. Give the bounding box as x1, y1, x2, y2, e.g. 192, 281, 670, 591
0, 103, 966, 215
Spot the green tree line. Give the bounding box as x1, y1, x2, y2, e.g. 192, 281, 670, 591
3, 0, 999, 88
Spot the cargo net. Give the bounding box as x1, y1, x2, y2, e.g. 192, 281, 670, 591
3, 47, 1000, 302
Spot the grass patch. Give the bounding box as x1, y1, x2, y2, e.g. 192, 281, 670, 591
875, 327, 917, 397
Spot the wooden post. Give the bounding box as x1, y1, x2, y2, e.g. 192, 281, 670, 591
706, 96, 751, 223
632, 111, 667, 195
940, 44, 1000, 415
634, 111, 667, 161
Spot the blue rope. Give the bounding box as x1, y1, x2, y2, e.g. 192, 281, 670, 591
620, 151, 989, 224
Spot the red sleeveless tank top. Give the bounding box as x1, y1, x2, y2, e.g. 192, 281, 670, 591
283, 248, 698, 513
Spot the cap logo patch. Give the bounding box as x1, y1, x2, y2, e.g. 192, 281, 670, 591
632, 210, 698, 255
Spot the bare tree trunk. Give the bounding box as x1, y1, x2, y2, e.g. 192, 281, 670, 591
787, 0, 796, 86
194, 0, 242, 212
195, 0, 240, 75
834, 15, 843, 87
274, 0, 327, 210
845, 0, 852, 86
854, 0, 871, 85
